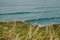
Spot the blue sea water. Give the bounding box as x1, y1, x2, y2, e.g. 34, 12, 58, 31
0, 0, 60, 25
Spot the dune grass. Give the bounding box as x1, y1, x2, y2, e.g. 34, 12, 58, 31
0, 21, 60, 40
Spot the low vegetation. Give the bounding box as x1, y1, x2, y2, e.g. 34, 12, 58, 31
0, 21, 60, 40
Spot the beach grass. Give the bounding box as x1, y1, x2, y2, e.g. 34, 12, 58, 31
0, 21, 60, 40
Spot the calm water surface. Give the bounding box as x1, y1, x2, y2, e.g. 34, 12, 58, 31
0, 0, 60, 25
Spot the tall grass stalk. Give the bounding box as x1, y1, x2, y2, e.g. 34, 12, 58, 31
0, 21, 60, 40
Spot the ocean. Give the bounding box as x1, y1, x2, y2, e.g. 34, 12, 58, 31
0, 0, 60, 25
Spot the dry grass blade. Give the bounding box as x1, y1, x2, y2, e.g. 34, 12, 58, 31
0, 21, 60, 40
33, 26, 40, 36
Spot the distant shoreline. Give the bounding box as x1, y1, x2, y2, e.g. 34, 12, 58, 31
0, 21, 60, 27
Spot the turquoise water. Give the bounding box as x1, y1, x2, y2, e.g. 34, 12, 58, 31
0, 0, 60, 25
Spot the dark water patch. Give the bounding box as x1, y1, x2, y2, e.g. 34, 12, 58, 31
35, 6, 60, 9
0, 12, 30, 15
25, 17, 60, 22
0, 9, 60, 15
25, 17, 60, 25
